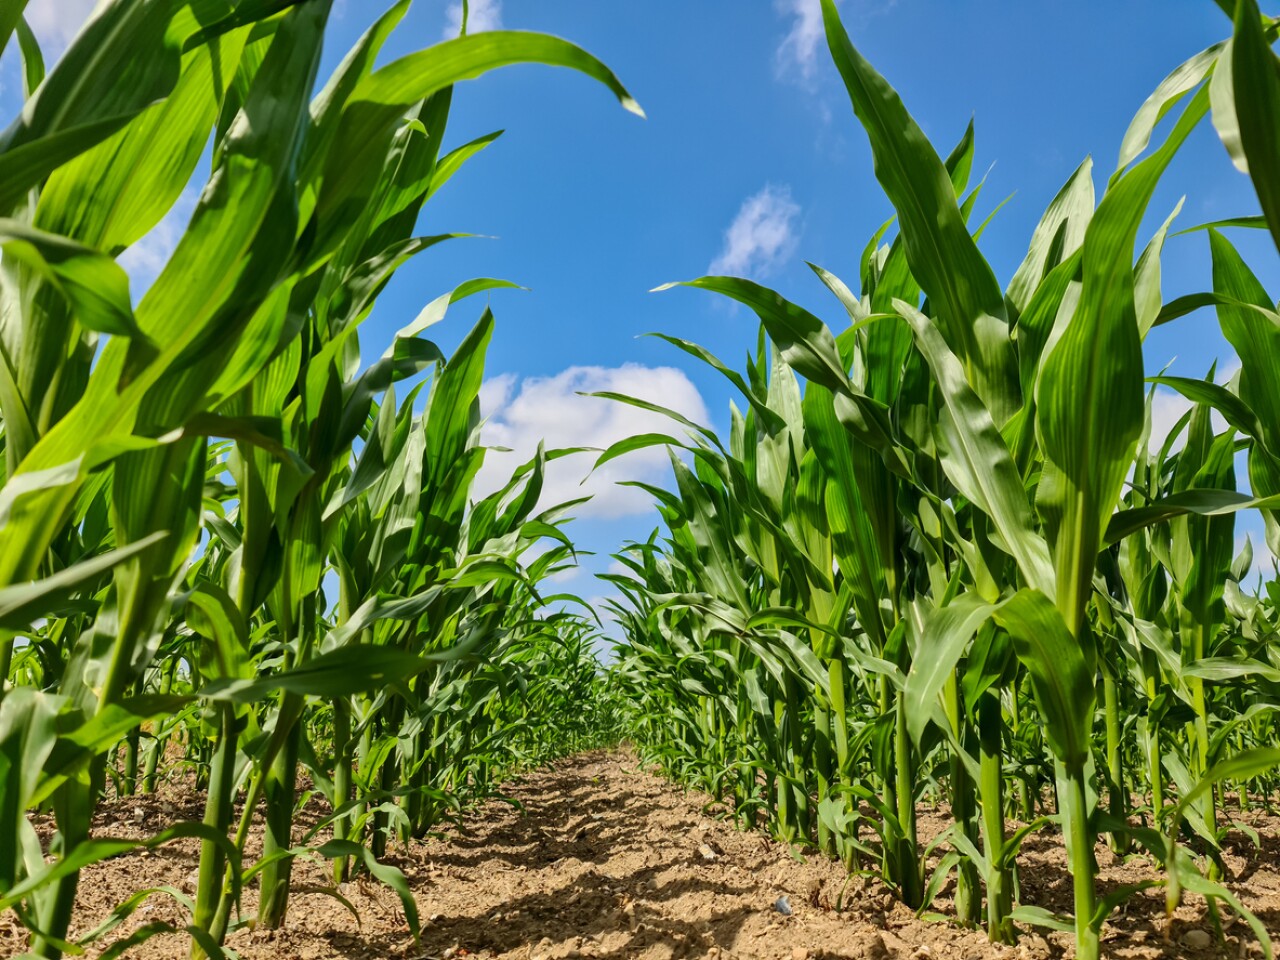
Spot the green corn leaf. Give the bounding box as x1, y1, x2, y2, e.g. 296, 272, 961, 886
0, 531, 166, 630
202, 646, 432, 702
1036, 85, 1208, 628
0, 0, 31, 63
0, 0, 182, 214
1232, 0, 1280, 254
0, 688, 59, 889
1105, 488, 1257, 546
1009, 905, 1077, 934
820, 0, 1017, 425
655, 277, 849, 395
1148, 375, 1259, 444
315, 30, 642, 248
592, 433, 689, 470
36, 12, 248, 255
0, 822, 239, 912
903, 594, 997, 744
1135, 199, 1185, 337
991, 589, 1094, 769
1181, 659, 1280, 683
1208, 230, 1280, 457
0, 1, 332, 583
897, 300, 1054, 595
428, 128, 503, 201
1118, 41, 1222, 173
0, 220, 140, 339
1006, 159, 1093, 316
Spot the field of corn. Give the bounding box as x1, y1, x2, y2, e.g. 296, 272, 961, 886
2, 0, 1280, 958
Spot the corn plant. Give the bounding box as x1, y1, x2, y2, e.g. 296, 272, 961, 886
0, 1, 639, 957
606, 4, 1280, 959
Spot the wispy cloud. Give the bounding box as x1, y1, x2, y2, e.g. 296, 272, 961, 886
24, 0, 96, 58
443, 0, 503, 39
774, 0, 827, 82
475, 364, 709, 520
774, 0, 900, 86
118, 186, 200, 299
710, 184, 801, 278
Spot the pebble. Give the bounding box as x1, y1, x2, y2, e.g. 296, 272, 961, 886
698, 843, 720, 861
1183, 929, 1213, 950
774, 895, 793, 916
792, 948, 809, 960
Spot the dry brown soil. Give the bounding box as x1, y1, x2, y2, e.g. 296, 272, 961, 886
1, 750, 1277, 959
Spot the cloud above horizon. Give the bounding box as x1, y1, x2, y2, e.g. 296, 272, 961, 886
475, 363, 709, 520
23, 0, 95, 57
444, 0, 503, 39
710, 184, 801, 278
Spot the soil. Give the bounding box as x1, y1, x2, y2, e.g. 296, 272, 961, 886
1, 750, 1277, 959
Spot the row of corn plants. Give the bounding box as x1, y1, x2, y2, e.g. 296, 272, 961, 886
0, 1, 638, 957
605, 3, 1280, 958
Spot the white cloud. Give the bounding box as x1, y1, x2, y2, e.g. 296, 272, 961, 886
24, 0, 96, 57
118, 186, 200, 299
475, 364, 709, 520
774, 0, 900, 85
443, 0, 502, 39
774, 0, 827, 82
710, 184, 801, 278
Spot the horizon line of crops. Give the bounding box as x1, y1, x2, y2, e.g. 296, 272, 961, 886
603, 2, 1280, 958
0, 1, 637, 958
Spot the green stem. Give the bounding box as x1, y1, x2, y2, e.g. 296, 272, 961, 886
257, 716, 302, 928
814, 690, 834, 857
1188, 623, 1217, 859
1062, 764, 1099, 960
944, 672, 981, 927
1103, 670, 1129, 854
978, 693, 1012, 944
894, 691, 920, 909
331, 697, 353, 884
1144, 673, 1164, 820
191, 704, 237, 959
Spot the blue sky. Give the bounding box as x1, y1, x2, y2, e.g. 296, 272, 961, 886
7, 1, 1277, 626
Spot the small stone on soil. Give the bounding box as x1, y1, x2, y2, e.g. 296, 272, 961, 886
1182, 928, 1213, 950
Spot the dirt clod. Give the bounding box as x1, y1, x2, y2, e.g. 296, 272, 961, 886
1182, 928, 1213, 950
